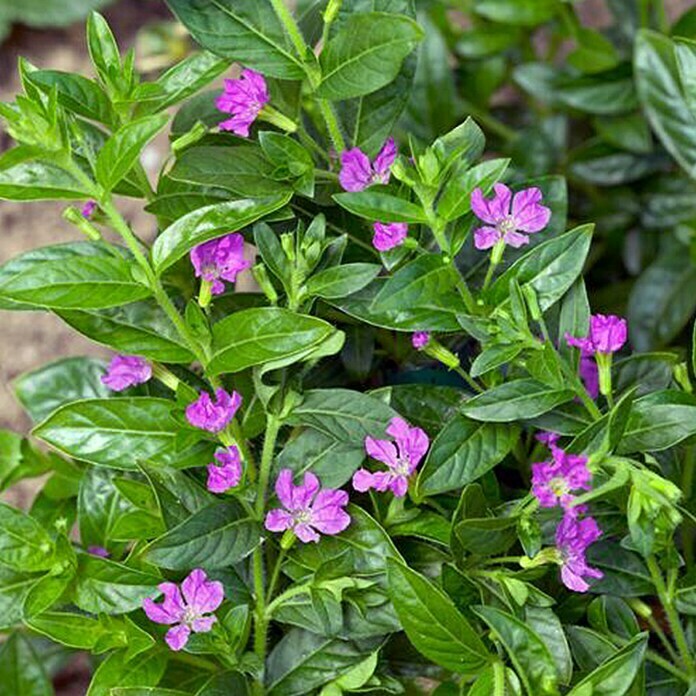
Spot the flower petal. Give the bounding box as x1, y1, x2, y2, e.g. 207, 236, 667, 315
373, 137, 397, 180
265, 508, 294, 532
364, 436, 398, 469
191, 616, 217, 633
165, 623, 191, 651
387, 416, 429, 470
471, 183, 511, 225
294, 523, 321, 543
274, 469, 295, 509
339, 148, 373, 192
182, 569, 224, 615
511, 187, 551, 233
502, 230, 530, 248
473, 226, 500, 250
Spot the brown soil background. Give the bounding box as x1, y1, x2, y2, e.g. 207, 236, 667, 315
0, 0, 693, 693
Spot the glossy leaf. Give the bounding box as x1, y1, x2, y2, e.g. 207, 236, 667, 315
144, 500, 260, 570
307, 263, 381, 299
417, 416, 517, 496
209, 308, 336, 375
317, 13, 423, 100
0, 160, 89, 201
165, 0, 307, 79
0, 633, 52, 696
34, 397, 214, 470
0, 504, 55, 572
152, 195, 291, 274
333, 189, 428, 223
461, 380, 574, 422
386, 559, 490, 673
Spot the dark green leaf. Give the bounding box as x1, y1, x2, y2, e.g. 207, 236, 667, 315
387, 559, 490, 673
461, 379, 574, 422
317, 12, 423, 100
333, 189, 427, 223
0, 160, 88, 201
34, 397, 214, 470
635, 31, 696, 178
474, 0, 559, 26
152, 195, 291, 274
0, 633, 52, 696
96, 114, 169, 191
209, 308, 336, 375
165, 0, 307, 79
86, 650, 167, 696
0, 504, 55, 573
143, 500, 260, 570
307, 263, 381, 299
417, 416, 517, 496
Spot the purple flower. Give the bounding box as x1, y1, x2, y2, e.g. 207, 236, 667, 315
412, 332, 430, 350
471, 184, 551, 250
216, 69, 269, 137
186, 389, 242, 433
207, 446, 243, 493
87, 545, 110, 558
82, 200, 97, 218
579, 354, 599, 399
372, 222, 408, 252
143, 568, 224, 651
555, 514, 603, 592
339, 137, 397, 192
536, 431, 560, 449
353, 416, 429, 498
190, 233, 251, 296
566, 314, 627, 355
265, 469, 350, 543
532, 447, 591, 510
101, 354, 152, 392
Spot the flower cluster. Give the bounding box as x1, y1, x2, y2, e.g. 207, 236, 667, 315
186, 388, 242, 433
101, 354, 151, 392
532, 432, 603, 592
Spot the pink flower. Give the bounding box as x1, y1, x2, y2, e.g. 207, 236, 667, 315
216, 69, 269, 137
353, 416, 429, 498
339, 137, 397, 192
264, 469, 350, 543
566, 314, 627, 355
87, 545, 109, 558
81, 200, 97, 218
579, 354, 599, 399
372, 222, 408, 252
101, 354, 152, 392
471, 184, 551, 250
143, 569, 224, 651
555, 514, 603, 592
412, 332, 430, 350
532, 447, 591, 511
207, 446, 243, 493
190, 233, 251, 296
536, 431, 560, 449
185, 389, 242, 433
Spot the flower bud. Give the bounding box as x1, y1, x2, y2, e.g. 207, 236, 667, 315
252, 263, 278, 304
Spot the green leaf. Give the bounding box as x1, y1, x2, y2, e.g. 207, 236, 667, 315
96, 114, 169, 191
73, 554, 159, 614
317, 12, 422, 100
86, 11, 120, 84
386, 559, 490, 673
635, 30, 696, 178
0, 254, 150, 310
143, 500, 260, 570
470, 344, 523, 378
0, 504, 55, 573
618, 390, 696, 453
14, 357, 110, 423
307, 263, 381, 299
0, 633, 52, 696
78, 468, 130, 549
474, 0, 559, 26
209, 308, 337, 375
472, 606, 558, 695
371, 254, 464, 314
29, 70, 113, 124
0, 160, 89, 201
488, 225, 593, 311
165, 0, 307, 79
0, 568, 42, 630
566, 633, 647, 696
525, 606, 572, 685
259, 131, 315, 196
34, 397, 214, 470
266, 628, 379, 696
86, 650, 167, 696
416, 416, 517, 496
59, 301, 196, 363
144, 51, 228, 114
556, 67, 638, 116
627, 245, 696, 351
152, 195, 291, 274
588, 543, 652, 596
333, 189, 427, 223
26, 611, 105, 650
454, 517, 517, 556
168, 145, 291, 198
558, 278, 590, 357
437, 158, 510, 223
461, 379, 574, 422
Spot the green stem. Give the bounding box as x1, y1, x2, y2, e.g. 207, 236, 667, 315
318, 99, 346, 153
646, 554, 696, 675
252, 415, 282, 693
266, 547, 287, 605
492, 660, 506, 695
654, 0, 669, 33
453, 364, 483, 393
644, 612, 682, 666
269, 0, 307, 60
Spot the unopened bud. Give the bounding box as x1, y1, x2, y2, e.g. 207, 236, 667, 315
252, 264, 278, 304
63, 206, 101, 241
172, 121, 208, 153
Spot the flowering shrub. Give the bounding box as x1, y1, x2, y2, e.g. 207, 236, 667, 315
0, 2, 694, 695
